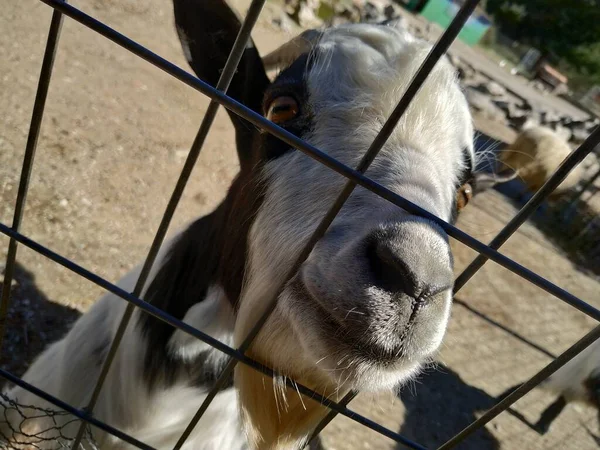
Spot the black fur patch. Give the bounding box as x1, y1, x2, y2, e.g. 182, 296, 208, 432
457, 148, 475, 189
137, 169, 265, 388
260, 53, 314, 160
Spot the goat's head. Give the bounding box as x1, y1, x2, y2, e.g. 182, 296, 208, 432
170, 0, 485, 447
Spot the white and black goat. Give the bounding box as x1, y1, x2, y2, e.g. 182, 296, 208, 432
1, 0, 506, 448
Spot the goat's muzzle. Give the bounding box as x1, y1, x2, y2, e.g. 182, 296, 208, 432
283, 218, 454, 390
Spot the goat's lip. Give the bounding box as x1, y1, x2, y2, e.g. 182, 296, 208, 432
287, 275, 421, 364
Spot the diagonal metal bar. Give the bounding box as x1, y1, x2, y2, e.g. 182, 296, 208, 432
305, 391, 358, 448
175, 0, 482, 443
69, 0, 268, 448
0, 8, 64, 353
565, 164, 600, 215
34, 0, 594, 318
454, 126, 600, 294
172, 357, 237, 448
0, 222, 424, 449
0, 368, 155, 450
438, 325, 600, 449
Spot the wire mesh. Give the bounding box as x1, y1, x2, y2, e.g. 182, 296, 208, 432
1, 0, 599, 449
0, 370, 153, 450
0, 393, 98, 450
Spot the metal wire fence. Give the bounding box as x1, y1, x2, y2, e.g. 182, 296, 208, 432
0, 393, 98, 450
551, 166, 600, 268
1, 0, 599, 449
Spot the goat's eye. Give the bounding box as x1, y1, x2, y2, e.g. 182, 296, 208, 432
456, 183, 473, 211
266, 96, 299, 124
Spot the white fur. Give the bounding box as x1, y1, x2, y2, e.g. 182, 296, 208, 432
540, 337, 600, 403
499, 126, 583, 197
176, 26, 193, 65
168, 285, 235, 361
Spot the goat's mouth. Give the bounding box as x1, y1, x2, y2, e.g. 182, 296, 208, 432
282, 272, 451, 389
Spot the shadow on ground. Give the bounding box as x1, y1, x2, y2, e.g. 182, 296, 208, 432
0, 262, 80, 381
474, 133, 600, 280
397, 364, 500, 449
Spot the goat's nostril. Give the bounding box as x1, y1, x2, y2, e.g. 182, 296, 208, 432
366, 238, 453, 300
366, 240, 420, 297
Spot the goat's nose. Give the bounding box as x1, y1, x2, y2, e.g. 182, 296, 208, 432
366, 226, 453, 300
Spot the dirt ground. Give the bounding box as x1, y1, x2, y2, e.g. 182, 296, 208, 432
1, 1, 599, 449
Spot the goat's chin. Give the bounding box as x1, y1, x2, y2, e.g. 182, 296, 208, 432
232, 300, 338, 450
279, 277, 449, 393
233, 278, 449, 449
235, 359, 334, 450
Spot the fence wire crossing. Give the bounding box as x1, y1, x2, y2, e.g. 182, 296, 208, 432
0, 0, 598, 449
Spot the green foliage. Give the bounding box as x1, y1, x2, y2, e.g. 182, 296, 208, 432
486, 0, 600, 91
487, 0, 600, 50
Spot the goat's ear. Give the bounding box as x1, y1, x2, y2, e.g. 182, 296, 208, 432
473, 169, 518, 194
173, 0, 270, 171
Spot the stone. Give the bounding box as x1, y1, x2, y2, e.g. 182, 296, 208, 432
383, 4, 397, 19
553, 83, 569, 96
448, 53, 461, 68
509, 115, 539, 131
563, 119, 588, 130
456, 63, 476, 82
364, 0, 389, 11
493, 99, 528, 121
272, 11, 295, 33
570, 126, 590, 144
521, 99, 534, 112
540, 110, 561, 125
362, 1, 383, 21
333, 0, 361, 23
553, 125, 572, 142
481, 80, 507, 97
297, 1, 324, 27
407, 22, 427, 39
586, 118, 600, 133
464, 88, 507, 122
529, 79, 550, 94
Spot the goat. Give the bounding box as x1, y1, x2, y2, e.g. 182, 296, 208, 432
497, 126, 584, 199
1, 0, 504, 448
498, 338, 600, 435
